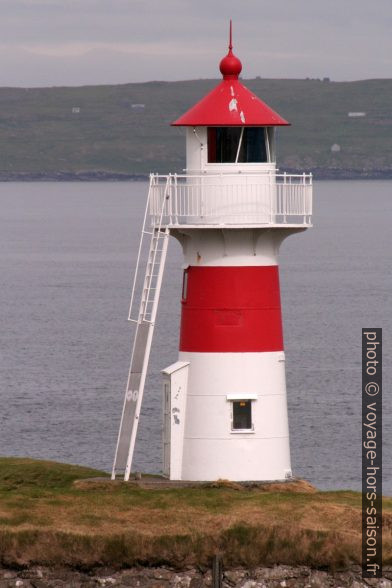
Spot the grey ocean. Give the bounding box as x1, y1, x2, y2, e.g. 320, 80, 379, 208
0, 181, 390, 493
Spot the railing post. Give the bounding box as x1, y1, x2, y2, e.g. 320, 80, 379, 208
283, 171, 287, 224
151, 173, 156, 225
166, 173, 171, 225
308, 172, 313, 224
174, 173, 178, 225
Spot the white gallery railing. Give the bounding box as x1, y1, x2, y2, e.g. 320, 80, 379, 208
148, 172, 313, 226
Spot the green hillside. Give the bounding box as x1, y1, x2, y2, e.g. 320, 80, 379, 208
0, 78, 391, 179
0, 458, 391, 569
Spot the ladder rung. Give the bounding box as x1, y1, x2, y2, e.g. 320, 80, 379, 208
148, 249, 164, 258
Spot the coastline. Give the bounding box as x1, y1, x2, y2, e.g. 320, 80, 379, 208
1, 564, 391, 588
0, 458, 391, 577
0, 169, 392, 182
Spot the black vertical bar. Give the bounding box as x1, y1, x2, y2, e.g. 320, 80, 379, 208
212, 555, 222, 588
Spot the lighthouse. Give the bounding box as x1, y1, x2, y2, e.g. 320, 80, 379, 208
112, 25, 313, 482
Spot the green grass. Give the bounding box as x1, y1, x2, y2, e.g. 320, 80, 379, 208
0, 457, 390, 569
0, 78, 391, 178
0, 457, 106, 493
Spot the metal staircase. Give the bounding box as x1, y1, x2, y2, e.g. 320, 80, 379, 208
111, 177, 170, 481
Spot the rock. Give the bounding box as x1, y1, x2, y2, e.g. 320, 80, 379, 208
384, 568, 392, 581
116, 572, 142, 587
94, 568, 118, 579
240, 581, 266, 588
255, 567, 310, 582
308, 570, 329, 587
151, 570, 174, 582
30, 581, 51, 588
189, 578, 203, 588
1, 566, 392, 588
224, 571, 247, 586
171, 575, 192, 588
26, 570, 43, 581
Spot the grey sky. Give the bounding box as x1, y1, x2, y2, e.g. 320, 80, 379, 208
0, 0, 391, 87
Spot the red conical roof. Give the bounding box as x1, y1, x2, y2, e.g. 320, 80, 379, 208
172, 22, 289, 127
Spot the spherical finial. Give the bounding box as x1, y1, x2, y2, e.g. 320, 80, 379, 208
219, 20, 242, 80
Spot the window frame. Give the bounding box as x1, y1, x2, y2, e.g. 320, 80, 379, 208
182, 268, 189, 301
207, 126, 271, 164
227, 396, 257, 434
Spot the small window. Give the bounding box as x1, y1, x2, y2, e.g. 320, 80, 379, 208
182, 269, 189, 301
232, 400, 253, 430
164, 382, 170, 406
207, 127, 268, 163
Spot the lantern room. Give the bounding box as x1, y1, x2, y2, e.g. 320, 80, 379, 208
172, 24, 289, 175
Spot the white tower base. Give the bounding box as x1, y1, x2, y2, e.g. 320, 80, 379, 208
163, 352, 292, 482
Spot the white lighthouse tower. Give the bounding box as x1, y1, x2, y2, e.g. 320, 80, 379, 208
112, 25, 313, 482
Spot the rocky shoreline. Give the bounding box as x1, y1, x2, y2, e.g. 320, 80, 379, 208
1, 565, 391, 588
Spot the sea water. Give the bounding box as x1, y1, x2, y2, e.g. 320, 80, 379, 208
0, 181, 390, 492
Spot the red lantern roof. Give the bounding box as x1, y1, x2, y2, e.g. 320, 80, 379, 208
172, 22, 290, 127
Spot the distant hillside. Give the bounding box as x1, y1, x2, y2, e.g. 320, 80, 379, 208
0, 78, 391, 180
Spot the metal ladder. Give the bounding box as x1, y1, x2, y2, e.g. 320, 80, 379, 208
111, 177, 170, 480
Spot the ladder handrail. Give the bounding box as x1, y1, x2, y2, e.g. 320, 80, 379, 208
128, 174, 154, 321
111, 177, 172, 480
122, 226, 169, 481
128, 175, 171, 322
143, 176, 171, 321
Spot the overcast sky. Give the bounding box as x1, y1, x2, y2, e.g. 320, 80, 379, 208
0, 0, 391, 87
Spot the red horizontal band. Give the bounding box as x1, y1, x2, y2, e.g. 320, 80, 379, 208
179, 266, 284, 352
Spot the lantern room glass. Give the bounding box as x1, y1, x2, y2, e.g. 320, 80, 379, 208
207, 127, 269, 164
